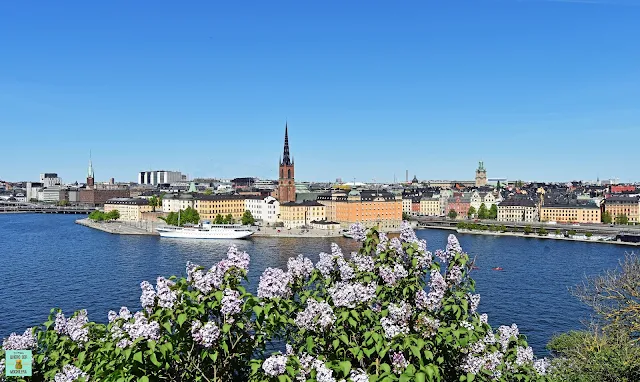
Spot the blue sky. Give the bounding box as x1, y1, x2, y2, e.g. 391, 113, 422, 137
1, 0, 639, 184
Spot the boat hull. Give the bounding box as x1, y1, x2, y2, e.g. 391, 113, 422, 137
157, 227, 254, 239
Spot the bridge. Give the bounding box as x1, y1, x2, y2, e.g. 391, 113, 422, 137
0, 203, 95, 214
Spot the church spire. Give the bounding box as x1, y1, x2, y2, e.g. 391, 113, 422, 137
88, 151, 94, 178
282, 122, 291, 165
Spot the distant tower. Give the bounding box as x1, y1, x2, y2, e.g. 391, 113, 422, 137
87, 152, 95, 189
475, 161, 487, 187
277, 123, 296, 202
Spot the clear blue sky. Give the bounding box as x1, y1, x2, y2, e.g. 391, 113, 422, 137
1, 0, 639, 184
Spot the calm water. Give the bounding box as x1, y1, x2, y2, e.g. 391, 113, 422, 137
0, 214, 633, 354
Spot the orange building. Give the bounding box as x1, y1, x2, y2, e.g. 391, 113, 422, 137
317, 189, 402, 231
604, 196, 640, 223
193, 195, 247, 222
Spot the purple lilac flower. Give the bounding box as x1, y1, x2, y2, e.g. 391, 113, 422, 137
66, 310, 89, 343
316, 252, 335, 278
287, 254, 314, 280
468, 294, 480, 314
425, 270, 447, 311
331, 243, 344, 258
2, 328, 37, 350
328, 281, 377, 308
376, 232, 389, 254
446, 266, 463, 285
416, 315, 440, 338
381, 302, 411, 339
393, 263, 408, 279
416, 239, 428, 253
415, 250, 432, 269
461, 354, 483, 374
262, 354, 288, 376
140, 281, 156, 312
348, 223, 367, 241
415, 289, 429, 310
226, 244, 250, 274
389, 238, 404, 256
156, 277, 177, 309
191, 320, 220, 348
285, 344, 294, 355
337, 258, 355, 280
349, 369, 369, 382
434, 249, 448, 263
0, 359, 4, 377
53, 364, 89, 382
257, 268, 292, 299
221, 288, 242, 317
186, 261, 223, 296
446, 234, 462, 256
400, 221, 418, 243
379, 266, 397, 285
123, 312, 160, 342
54, 312, 67, 334
391, 352, 409, 374
295, 299, 336, 332
351, 253, 374, 272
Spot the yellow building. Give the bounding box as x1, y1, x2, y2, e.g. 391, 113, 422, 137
194, 195, 247, 222
540, 204, 601, 224
317, 190, 402, 231
419, 197, 441, 216
279, 201, 326, 228
104, 198, 153, 222
604, 196, 640, 223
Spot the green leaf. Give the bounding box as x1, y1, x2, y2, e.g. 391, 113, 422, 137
306, 336, 314, 353
139, 376, 149, 382
177, 313, 187, 327
466, 373, 475, 381
133, 351, 143, 364
150, 353, 162, 367
339, 361, 351, 377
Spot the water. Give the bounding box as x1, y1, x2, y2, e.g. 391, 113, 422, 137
0, 214, 633, 354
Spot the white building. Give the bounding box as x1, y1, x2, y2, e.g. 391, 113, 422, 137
162, 193, 195, 212
41, 186, 63, 203
470, 190, 497, 211
138, 170, 185, 186
402, 197, 412, 214
40, 173, 61, 187
497, 198, 538, 223
245, 196, 280, 225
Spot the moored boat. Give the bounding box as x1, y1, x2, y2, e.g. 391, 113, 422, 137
157, 222, 254, 239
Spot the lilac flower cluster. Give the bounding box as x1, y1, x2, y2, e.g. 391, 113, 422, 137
296, 354, 339, 382
65, 310, 89, 343
53, 364, 89, 382
498, 324, 520, 352
379, 264, 408, 286
348, 223, 367, 241
349, 369, 369, 382
331, 243, 343, 258
262, 354, 288, 376
122, 312, 160, 343
155, 277, 177, 309
55, 312, 67, 334
316, 252, 336, 278
107, 307, 134, 348
140, 281, 156, 312
328, 281, 376, 308
446, 266, 463, 285
0, 359, 4, 378
446, 234, 462, 256
434, 249, 448, 263
107, 307, 132, 323
186, 262, 223, 295
336, 258, 355, 281
221, 288, 242, 317
376, 232, 389, 254
415, 289, 429, 310
257, 267, 292, 299
399, 221, 418, 243
416, 314, 440, 338
191, 320, 220, 348
381, 302, 411, 339
414, 250, 432, 269
351, 253, 374, 272
515, 346, 534, 366
287, 254, 314, 280
389, 237, 404, 256
2, 328, 37, 350
424, 270, 447, 311
479, 313, 488, 325
533, 358, 550, 375
224, 244, 250, 274
468, 294, 480, 314
295, 299, 336, 332
391, 351, 409, 374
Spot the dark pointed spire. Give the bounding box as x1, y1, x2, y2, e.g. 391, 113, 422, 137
282, 122, 291, 165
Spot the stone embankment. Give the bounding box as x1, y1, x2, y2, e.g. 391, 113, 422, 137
452, 228, 640, 246
76, 218, 158, 236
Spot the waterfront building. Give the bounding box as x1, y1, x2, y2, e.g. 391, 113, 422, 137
41, 186, 64, 203
273, 124, 296, 203
26, 182, 44, 202
604, 195, 640, 223
245, 196, 280, 225
79, 185, 130, 207
419, 197, 441, 216
194, 194, 247, 222
316, 189, 402, 230
497, 198, 538, 223
402, 197, 412, 214
161, 193, 195, 212
104, 198, 153, 221
40, 173, 61, 188
279, 201, 326, 229
411, 197, 421, 215
540, 203, 601, 224
138, 170, 184, 186
445, 194, 471, 219
475, 162, 488, 187
470, 190, 497, 211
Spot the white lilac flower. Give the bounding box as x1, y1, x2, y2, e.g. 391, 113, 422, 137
515, 346, 534, 366
349, 369, 369, 382
337, 258, 355, 280
123, 312, 160, 342
467, 294, 480, 314
66, 310, 89, 343
381, 302, 411, 339
140, 281, 156, 311
2, 328, 37, 350
389, 238, 404, 255
316, 252, 335, 278
262, 354, 288, 376
434, 249, 448, 263
226, 244, 250, 273
425, 270, 447, 311
186, 261, 223, 296
533, 358, 550, 375
415, 289, 429, 310
331, 243, 344, 258
446, 266, 463, 285
416, 315, 440, 338
286, 344, 294, 355
221, 288, 242, 317
460, 321, 474, 331
191, 320, 220, 348
479, 313, 488, 325
393, 263, 408, 279
351, 253, 374, 272
498, 324, 519, 352
379, 266, 397, 285
328, 281, 377, 308
257, 267, 292, 299
155, 277, 177, 309
107, 311, 117, 323
314, 361, 337, 382
391, 352, 409, 374
348, 223, 367, 241
446, 234, 462, 256
381, 317, 406, 339
54, 312, 67, 334
461, 354, 483, 374
118, 307, 132, 320
295, 299, 336, 332
110, 324, 131, 348
0, 359, 4, 377
53, 364, 89, 382
469, 340, 486, 354
416, 239, 428, 253
400, 221, 417, 242
484, 331, 497, 345
287, 254, 314, 280
415, 250, 432, 269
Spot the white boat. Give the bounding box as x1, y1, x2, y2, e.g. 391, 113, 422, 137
157, 222, 254, 239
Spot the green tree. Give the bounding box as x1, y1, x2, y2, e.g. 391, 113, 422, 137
448, 210, 458, 219
148, 196, 159, 212
602, 211, 613, 224
204, 189, 213, 195
615, 214, 629, 225
477, 203, 488, 219
214, 214, 224, 224
555, 229, 561, 235
467, 206, 476, 218
402, 212, 411, 220
489, 204, 498, 219
159, 207, 200, 226
568, 230, 577, 237
106, 209, 120, 221
223, 214, 234, 224
523, 225, 533, 235
586, 232, 593, 238
538, 227, 548, 236
88, 210, 106, 222
57, 200, 70, 207
241, 210, 255, 226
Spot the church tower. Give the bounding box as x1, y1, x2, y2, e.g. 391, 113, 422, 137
475, 161, 487, 187
277, 123, 296, 202
87, 153, 95, 189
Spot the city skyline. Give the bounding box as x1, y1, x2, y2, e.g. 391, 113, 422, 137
1, 1, 639, 182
